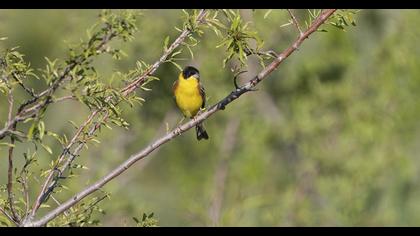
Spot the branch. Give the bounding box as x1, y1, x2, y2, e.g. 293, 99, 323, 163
53, 95, 76, 103
12, 72, 37, 98
287, 9, 303, 36
22, 177, 30, 217
7, 92, 14, 124
26, 9, 208, 223
30, 110, 100, 216
0, 207, 18, 226
6, 91, 20, 223
23, 9, 336, 227
7, 140, 19, 222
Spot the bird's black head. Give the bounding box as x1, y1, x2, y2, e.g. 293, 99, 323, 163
182, 66, 200, 80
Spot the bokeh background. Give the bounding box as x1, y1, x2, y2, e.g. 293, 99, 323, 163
1, 9, 420, 226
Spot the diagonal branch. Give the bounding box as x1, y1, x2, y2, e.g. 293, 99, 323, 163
0, 207, 18, 226
27, 9, 208, 222
23, 9, 336, 227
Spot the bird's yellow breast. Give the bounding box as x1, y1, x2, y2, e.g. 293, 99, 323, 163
174, 74, 203, 118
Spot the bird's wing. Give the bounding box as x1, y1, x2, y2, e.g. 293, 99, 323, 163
198, 82, 206, 108
172, 80, 178, 103
172, 79, 179, 101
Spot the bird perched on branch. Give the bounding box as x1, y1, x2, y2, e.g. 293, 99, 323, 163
173, 66, 209, 140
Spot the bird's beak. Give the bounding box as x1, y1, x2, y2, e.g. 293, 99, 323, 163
193, 73, 200, 79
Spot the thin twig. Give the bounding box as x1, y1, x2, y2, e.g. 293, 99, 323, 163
0, 207, 19, 226
50, 196, 69, 217
53, 95, 76, 103
7, 141, 19, 222
17, 163, 32, 219
287, 9, 303, 36
7, 92, 13, 123
82, 194, 108, 215
6, 91, 20, 223
23, 9, 336, 227
12, 72, 37, 98
23, 178, 30, 217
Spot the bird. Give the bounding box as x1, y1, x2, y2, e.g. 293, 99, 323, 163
173, 66, 209, 140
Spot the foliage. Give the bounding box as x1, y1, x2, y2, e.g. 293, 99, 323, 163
133, 212, 158, 227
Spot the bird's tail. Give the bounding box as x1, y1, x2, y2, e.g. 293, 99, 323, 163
196, 122, 209, 141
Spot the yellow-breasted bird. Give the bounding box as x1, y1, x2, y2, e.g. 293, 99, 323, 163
173, 66, 209, 140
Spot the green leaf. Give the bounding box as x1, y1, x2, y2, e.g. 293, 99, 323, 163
163, 36, 170, 51
171, 49, 183, 58
38, 121, 45, 140
68, 120, 79, 129
27, 122, 37, 141
41, 143, 53, 155
40, 204, 51, 208
264, 10, 272, 19
0, 142, 15, 148
168, 60, 182, 71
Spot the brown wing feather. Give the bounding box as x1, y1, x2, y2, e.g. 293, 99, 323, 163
172, 79, 179, 100
198, 82, 206, 108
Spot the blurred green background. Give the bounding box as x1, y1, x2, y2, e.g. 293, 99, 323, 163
1, 9, 420, 226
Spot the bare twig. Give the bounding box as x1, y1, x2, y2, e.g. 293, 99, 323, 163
209, 119, 240, 226
6, 91, 20, 223
26, 9, 208, 223
53, 95, 76, 103
7, 92, 13, 123
0, 206, 18, 226
12, 72, 37, 98
23, 9, 336, 227
83, 194, 108, 215
50, 196, 69, 217
7, 141, 19, 222
287, 9, 303, 36
23, 178, 30, 216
